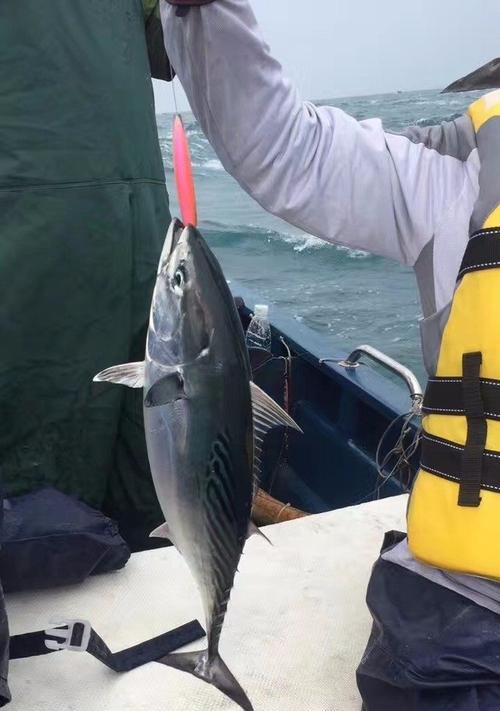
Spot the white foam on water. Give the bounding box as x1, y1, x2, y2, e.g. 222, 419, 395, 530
201, 158, 224, 171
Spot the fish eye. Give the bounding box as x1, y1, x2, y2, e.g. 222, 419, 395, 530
173, 265, 187, 290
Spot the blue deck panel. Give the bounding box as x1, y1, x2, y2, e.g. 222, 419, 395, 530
233, 281, 420, 514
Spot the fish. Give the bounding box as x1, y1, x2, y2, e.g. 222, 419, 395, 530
172, 114, 198, 227
94, 219, 301, 710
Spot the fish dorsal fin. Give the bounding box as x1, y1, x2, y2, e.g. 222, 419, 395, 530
250, 381, 302, 487
93, 362, 145, 388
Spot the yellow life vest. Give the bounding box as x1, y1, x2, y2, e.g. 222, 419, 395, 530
408, 91, 500, 578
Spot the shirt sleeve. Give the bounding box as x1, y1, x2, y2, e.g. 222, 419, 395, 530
160, 0, 470, 266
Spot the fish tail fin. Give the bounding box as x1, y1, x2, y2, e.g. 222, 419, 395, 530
159, 649, 254, 711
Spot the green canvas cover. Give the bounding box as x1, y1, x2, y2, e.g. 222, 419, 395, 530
0, 0, 171, 547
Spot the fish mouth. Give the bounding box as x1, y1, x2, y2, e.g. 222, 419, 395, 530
159, 218, 185, 273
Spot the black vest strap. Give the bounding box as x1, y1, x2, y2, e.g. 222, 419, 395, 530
9, 619, 205, 673
420, 416, 500, 501
457, 228, 500, 281
423, 376, 500, 420
458, 352, 487, 506
421, 432, 500, 494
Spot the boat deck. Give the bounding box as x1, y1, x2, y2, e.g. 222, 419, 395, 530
7, 495, 408, 711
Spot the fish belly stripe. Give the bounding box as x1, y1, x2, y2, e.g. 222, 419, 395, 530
205, 504, 238, 567
205, 498, 238, 565
211, 437, 237, 500
207, 466, 235, 525
205, 450, 240, 556
209, 550, 233, 590
210, 458, 236, 515
208, 552, 231, 598
204, 497, 239, 648
212, 440, 233, 483
204, 520, 237, 633
202, 432, 244, 650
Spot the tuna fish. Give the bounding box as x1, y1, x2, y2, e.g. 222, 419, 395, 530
94, 219, 300, 710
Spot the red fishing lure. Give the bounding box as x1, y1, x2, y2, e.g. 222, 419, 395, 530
172, 114, 198, 227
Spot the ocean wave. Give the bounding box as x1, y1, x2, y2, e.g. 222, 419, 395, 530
201, 220, 373, 260
282, 232, 369, 258
201, 158, 224, 171
158, 134, 223, 173
335, 244, 370, 259
279, 231, 327, 252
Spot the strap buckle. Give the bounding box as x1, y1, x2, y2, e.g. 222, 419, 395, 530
45, 618, 92, 653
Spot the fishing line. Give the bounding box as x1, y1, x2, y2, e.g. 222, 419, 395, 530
170, 74, 180, 116
167, 52, 178, 111
374, 409, 421, 494
352, 409, 422, 506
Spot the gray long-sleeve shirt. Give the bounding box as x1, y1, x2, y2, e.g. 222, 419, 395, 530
160, 0, 499, 608
161, 0, 480, 371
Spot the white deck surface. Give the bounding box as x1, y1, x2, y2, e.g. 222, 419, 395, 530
6, 495, 407, 711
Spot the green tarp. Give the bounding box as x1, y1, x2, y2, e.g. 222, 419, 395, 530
0, 0, 171, 547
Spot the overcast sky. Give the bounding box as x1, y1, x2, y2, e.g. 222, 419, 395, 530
153, 0, 499, 114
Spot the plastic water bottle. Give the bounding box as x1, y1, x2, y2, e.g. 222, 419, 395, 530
246, 304, 272, 351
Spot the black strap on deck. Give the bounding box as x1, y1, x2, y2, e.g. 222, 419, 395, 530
457, 228, 500, 281
458, 352, 487, 507
9, 619, 205, 673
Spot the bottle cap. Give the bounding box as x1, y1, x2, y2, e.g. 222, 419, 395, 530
254, 304, 269, 319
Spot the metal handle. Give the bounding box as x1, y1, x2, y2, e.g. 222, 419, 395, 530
321, 344, 423, 412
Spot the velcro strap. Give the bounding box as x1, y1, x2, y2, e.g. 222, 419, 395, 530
458, 228, 500, 281
10, 619, 205, 672
423, 376, 500, 420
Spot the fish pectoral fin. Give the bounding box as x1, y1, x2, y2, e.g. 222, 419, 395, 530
93, 362, 145, 388
144, 369, 186, 408
250, 381, 303, 487
247, 520, 273, 546
149, 522, 172, 539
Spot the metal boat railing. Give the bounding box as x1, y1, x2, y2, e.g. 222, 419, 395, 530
321, 344, 423, 415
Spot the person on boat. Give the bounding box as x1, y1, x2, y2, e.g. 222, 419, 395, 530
161, 0, 478, 377
0, 0, 173, 551
159, 1, 500, 709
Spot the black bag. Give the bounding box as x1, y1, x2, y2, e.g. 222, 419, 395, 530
0, 487, 205, 704
357, 531, 500, 710
0, 488, 131, 594
0, 481, 11, 706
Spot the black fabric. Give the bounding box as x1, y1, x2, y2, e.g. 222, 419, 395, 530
10, 620, 205, 673
420, 433, 500, 494
0, 485, 10, 707
423, 376, 500, 420
145, 13, 175, 81
458, 228, 500, 280
0, 0, 170, 537
0, 488, 130, 593
357, 532, 500, 710
459, 353, 487, 507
